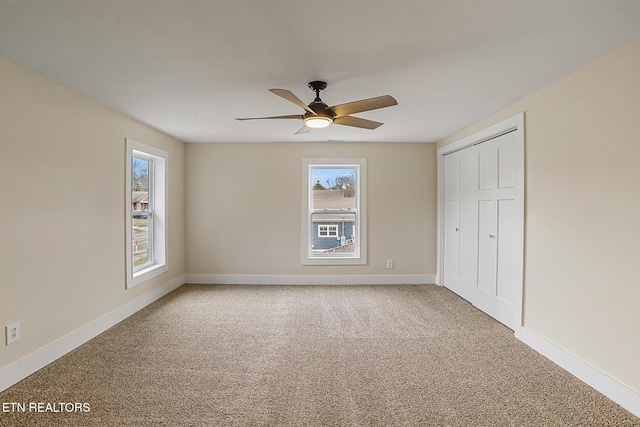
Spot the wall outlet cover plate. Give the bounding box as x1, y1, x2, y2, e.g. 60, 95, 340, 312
6, 321, 20, 345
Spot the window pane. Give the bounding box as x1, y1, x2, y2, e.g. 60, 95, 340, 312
311, 167, 357, 211
132, 214, 152, 267
311, 212, 356, 254
132, 155, 152, 269
132, 157, 150, 193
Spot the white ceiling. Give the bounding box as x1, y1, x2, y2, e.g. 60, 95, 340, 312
1, 1, 640, 143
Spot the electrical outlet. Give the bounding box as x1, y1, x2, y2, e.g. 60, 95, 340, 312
6, 321, 20, 345
386, 259, 394, 269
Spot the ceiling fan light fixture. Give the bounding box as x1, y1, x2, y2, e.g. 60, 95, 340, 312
304, 116, 333, 128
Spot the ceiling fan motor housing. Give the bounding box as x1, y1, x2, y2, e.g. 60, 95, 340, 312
306, 81, 335, 119
305, 102, 334, 119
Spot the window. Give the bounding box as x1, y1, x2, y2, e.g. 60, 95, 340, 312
318, 225, 338, 238
126, 139, 168, 288
301, 158, 366, 265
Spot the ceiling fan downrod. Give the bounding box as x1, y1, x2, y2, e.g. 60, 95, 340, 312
308, 80, 327, 102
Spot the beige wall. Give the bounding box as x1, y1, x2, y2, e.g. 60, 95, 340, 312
0, 57, 185, 372
438, 39, 640, 392
185, 142, 437, 277
4, 33, 638, 399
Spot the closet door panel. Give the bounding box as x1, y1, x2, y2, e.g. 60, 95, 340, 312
477, 199, 497, 296
444, 154, 459, 194
459, 199, 478, 292
444, 199, 461, 294
459, 153, 476, 192
498, 135, 518, 189
478, 148, 497, 191
497, 199, 518, 305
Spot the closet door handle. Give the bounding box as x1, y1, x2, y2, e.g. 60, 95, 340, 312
455, 228, 459, 232
489, 234, 495, 239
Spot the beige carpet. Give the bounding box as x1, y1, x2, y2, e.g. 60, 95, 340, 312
1, 284, 638, 426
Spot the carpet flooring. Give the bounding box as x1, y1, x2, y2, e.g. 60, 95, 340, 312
1, 284, 638, 426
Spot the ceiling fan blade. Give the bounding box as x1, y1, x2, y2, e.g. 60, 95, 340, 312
330, 95, 397, 118
269, 89, 317, 116
235, 114, 303, 121
333, 116, 383, 130
294, 125, 312, 135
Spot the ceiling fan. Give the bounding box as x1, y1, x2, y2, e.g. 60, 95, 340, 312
236, 81, 397, 134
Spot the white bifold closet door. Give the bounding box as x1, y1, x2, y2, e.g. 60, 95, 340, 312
443, 130, 522, 330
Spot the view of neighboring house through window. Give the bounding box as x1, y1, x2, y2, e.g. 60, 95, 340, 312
132, 155, 153, 269
125, 138, 168, 288
301, 158, 367, 265
318, 224, 339, 238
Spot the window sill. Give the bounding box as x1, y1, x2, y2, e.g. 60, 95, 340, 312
302, 257, 367, 266
127, 263, 168, 288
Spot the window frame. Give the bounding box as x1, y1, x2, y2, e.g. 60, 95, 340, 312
301, 158, 367, 265
125, 138, 168, 288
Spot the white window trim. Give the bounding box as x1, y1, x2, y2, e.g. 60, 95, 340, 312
301, 158, 367, 265
125, 138, 168, 288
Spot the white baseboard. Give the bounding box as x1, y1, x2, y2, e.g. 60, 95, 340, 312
0, 274, 185, 393
516, 327, 640, 418
185, 274, 436, 286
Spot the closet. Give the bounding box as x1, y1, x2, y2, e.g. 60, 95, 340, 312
441, 123, 524, 330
